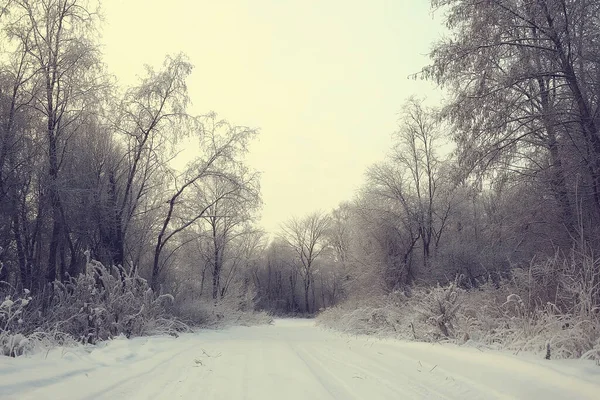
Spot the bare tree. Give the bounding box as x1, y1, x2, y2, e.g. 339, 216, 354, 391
330, 202, 352, 267
425, 0, 600, 237
252, 238, 298, 313
9, 0, 102, 284
366, 98, 454, 278
218, 227, 264, 301
280, 211, 331, 313
196, 173, 260, 300
151, 114, 257, 291
111, 53, 192, 269
0, 24, 38, 288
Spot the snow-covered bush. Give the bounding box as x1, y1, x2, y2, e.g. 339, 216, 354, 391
0, 257, 189, 356
175, 299, 272, 328
0, 333, 30, 357
416, 281, 463, 339
173, 281, 272, 328
318, 247, 600, 361
0, 260, 34, 357
1, 291, 33, 357
317, 299, 404, 337
41, 259, 184, 343
318, 283, 464, 341
1, 290, 32, 334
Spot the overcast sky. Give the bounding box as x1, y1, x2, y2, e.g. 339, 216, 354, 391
101, 0, 445, 234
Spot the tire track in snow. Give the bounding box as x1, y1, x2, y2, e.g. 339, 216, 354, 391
305, 343, 453, 400
4, 319, 600, 400
84, 341, 202, 400
330, 342, 494, 399
289, 343, 360, 400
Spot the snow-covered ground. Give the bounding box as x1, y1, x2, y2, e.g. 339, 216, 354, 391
1, 319, 599, 399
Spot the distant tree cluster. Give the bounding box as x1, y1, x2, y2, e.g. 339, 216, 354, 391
251, 212, 342, 315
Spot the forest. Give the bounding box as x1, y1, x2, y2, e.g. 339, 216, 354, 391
1, 0, 600, 363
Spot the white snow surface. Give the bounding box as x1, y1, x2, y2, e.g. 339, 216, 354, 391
1, 319, 599, 399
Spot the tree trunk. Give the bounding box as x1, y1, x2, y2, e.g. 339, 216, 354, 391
549, 26, 600, 215
289, 274, 297, 312
304, 276, 310, 314
547, 133, 576, 234
321, 275, 326, 308
12, 204, 27, 288
47, 199, 61, 283
536, 75, 576, 235
200, 266, 206, 297
212, 245, 221, 300
151, 239, 162, 292
108, 170, 125, 267
311, 278, 317, 311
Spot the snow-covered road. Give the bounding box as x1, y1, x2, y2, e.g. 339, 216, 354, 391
1, 319, 599, 399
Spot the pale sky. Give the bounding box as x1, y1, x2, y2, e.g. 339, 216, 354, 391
101, 0, 444, 234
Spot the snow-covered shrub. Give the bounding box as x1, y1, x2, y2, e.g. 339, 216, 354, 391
453, 280, 510, 343
1, 290, 32, 335
415, 281, 463, 339
559, 246, 600, 318
173, 280, 272, 328
318, 247, 600, 361
317, 303, 398, 336
452, 247, 600, 359
176, 299, 271, 328
509, 255, 562, 311
0, 261, 34, 356
318, 296, 406, 337
0, 333, 30, 357
0, 256, 188, 356
318, 289, 439, 340
42, 259, 183, 343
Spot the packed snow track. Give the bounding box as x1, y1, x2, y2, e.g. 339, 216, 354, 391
2, 319, 600, 399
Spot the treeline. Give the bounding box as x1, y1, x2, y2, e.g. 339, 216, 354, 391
256, 0, 600, 358
0, 0, 261, 306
